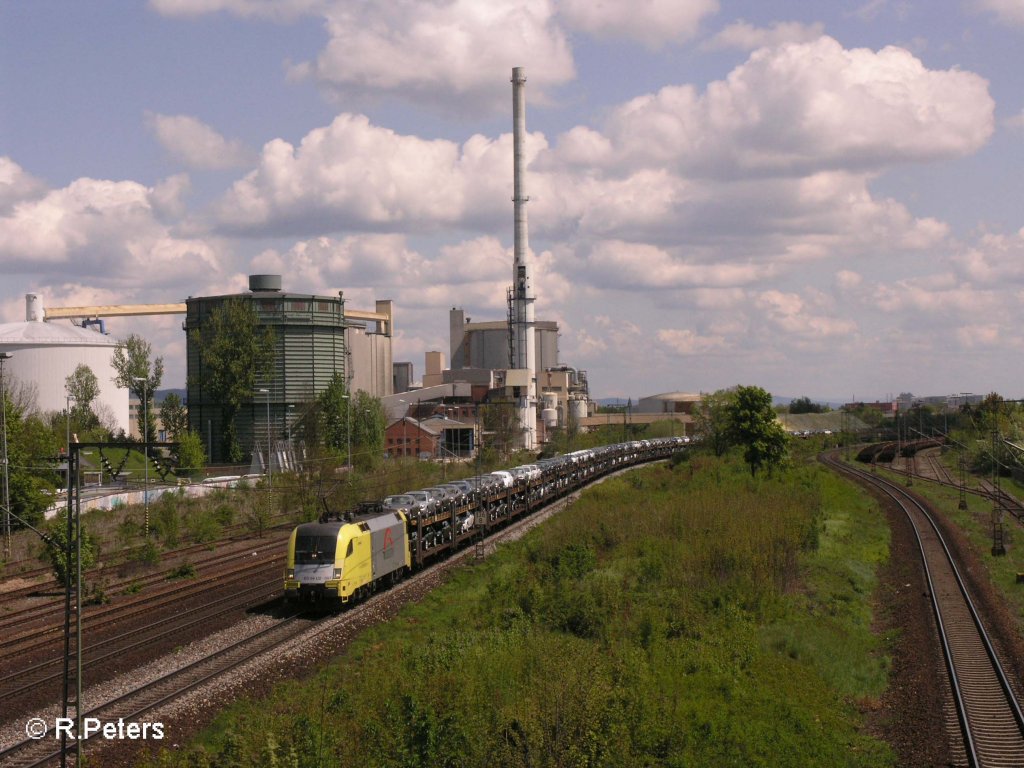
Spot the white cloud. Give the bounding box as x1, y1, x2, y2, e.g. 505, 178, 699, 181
146, 113, 256, 170
149, 174, 192, 221
656, 327, 728, 355
955, 323, 1002, 347
0, 176, 221, 286
973, 0, 1024, 27
851, 0, 890, 22
214, 113, 552, 236
580, 36, 993, 177
0, 157, 47, 214
1004, 109, 1024, 130
210, 36, 968, 272
558, 0, 718, 48
148, 0, 325, 21
872, 276, 997, 316
289, 0, 575, 114
836, 269, 863, 290
703, 19, 825, 51
564, 240, 776, 290
755, 289, 858, 339
954, 231, 1024, 285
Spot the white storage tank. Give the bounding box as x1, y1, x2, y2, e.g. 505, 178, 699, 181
0, 295, 129, 432
570, 397, 588, 423
542, 408, 558, 429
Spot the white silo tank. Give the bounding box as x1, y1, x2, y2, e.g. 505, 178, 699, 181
570, 397, 588, 423
542, 408, 558, 429
0, 295, 129, 433
541, 392, 559, 428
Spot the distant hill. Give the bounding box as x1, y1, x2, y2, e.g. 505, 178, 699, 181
155, 388, 186, 404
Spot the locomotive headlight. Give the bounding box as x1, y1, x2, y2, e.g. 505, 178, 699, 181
333, 568, 343, 579
286, 569, 294, 579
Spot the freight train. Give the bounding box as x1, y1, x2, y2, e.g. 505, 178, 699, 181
284, 437, 686, 604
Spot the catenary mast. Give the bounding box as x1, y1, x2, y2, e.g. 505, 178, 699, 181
510, 66, 537, 450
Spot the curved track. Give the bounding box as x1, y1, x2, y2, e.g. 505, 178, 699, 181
825, 454, 1024, 767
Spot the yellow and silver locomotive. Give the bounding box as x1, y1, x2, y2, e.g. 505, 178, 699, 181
284, 505, 411, 604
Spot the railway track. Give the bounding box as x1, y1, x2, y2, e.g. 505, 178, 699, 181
0, 609, 315, 768
877, 445, 1024, 527
0, 542, 285, 651
0, 572, 282, 722
825, 454, 1024, 767
0, 526, 292, 607
0, 454, 678, 767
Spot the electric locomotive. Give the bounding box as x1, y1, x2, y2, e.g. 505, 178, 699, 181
284, 504, 410, 603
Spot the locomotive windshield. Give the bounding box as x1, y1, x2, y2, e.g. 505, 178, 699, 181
294, 535, 334, 564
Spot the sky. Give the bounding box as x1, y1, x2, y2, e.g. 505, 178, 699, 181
2, 0, 1024, 403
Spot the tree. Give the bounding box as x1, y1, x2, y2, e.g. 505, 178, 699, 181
41, 509, 98, 588
313, 377, 386, 468
727, 385, 789, 477
788, 396, 825, 415
350, 390, 386, 468
111, 334, 164, 442
176, 430, 206, 478
3, 388, 60, 529
694, 389, 736, 457
65, 364, 100, 423
188, 300, 275, 463
316, 373, 350, 458
480, 401, 518, 457
160, 393, 188, 441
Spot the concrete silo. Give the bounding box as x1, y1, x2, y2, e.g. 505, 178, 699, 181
0, 295, 129, 432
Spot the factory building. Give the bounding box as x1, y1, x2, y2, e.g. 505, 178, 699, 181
446, 308, 591, 443
393, 361, 414, 393
0, 295, 129, 433
185, 275, 393, 463
449, 309, 558, 376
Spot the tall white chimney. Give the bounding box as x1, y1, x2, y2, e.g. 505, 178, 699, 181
511, 66, 537, 450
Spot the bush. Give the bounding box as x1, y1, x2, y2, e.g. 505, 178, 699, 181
167, 561, 197, 580
151, 498, 181, 547
135, 537, 161, 566
213, 502, 235, 527
41, 510, 98, 588
188, 511, 222, 544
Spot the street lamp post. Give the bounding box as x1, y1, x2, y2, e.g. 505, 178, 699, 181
256, 389, 271, 488
132, 378, 149, 537
1, 352, 11, 561
399, 399, 408, 457
342, 393, 351, 469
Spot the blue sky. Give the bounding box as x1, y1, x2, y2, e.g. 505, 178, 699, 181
2, 0, 1024, 403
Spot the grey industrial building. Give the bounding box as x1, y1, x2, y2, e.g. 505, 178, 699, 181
448, 308, 558, 378
185, 275, 393, 463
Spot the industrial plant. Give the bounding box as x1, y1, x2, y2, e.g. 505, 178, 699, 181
0, 68, 613, 466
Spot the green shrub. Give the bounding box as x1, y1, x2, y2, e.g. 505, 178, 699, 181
167, 561, 197, 580
135, 537, 161, 566
188, 511, 222, 544
213, 502, 235, 527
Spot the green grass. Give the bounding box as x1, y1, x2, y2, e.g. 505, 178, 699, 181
140, 453, 896, 768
